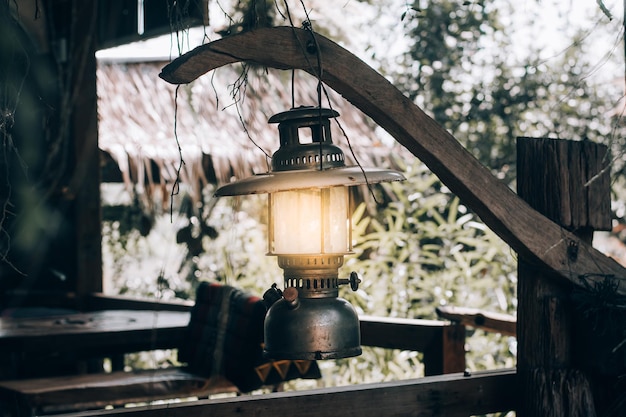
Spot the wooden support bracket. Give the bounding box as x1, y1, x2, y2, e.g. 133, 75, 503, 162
159, 27, 626, 296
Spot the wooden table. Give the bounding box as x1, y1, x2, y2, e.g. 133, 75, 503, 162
0, 309, 190, 355
0, 310, 191, 378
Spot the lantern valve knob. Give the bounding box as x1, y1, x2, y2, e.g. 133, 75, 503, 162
338, 272, 361, 292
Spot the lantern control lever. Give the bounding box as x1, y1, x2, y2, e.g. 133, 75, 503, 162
338, 272, 361, 291
263, 283, 283, 308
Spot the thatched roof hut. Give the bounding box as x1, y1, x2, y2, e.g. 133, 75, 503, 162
96, 52, 406, 209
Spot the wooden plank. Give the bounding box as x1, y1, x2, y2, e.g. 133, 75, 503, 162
441, 324, 466, 373
158, 27, 626, 296
517, 261, 597, 417
0, 314, 471, 415
359, 315, 442, 352
516, 138, 611, 232
517, 138, 600, 417
0, 369, 238, 415
54, 369, 518, 417
0, 310, 190, 355
70, 1, 103, 298
84, 299, 464, 356
359, 316, 466, 375
421, 322, 466, 376
85, 293, 194, 312
436, 305, 516, 336
0, 308, 461, 363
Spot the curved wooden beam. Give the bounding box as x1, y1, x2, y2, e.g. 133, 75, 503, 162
160, 27, 626, 295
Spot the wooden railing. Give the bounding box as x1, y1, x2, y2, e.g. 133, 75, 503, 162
0, 294, 520, 416
86, 294, 468, 376
436, 305, 517, 336
56, 369, 518, 417
22, 296, 518, 417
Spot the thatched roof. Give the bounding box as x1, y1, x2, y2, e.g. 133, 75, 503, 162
96, 56, 405, 205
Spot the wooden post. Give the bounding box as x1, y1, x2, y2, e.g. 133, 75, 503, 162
358, 317, 466, 376
423, 323, 466, 376
516, 137, 611, 417
69, 0, 103, 300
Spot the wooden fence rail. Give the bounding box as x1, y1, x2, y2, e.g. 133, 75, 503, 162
55, 369, 518, 417
0, 297, 468, 415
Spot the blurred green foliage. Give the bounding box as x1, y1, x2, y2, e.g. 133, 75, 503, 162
330, 159, 518, 384
346, 160, 517, 320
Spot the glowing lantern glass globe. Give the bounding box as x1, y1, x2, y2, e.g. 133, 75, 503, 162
215, 106, 405, 360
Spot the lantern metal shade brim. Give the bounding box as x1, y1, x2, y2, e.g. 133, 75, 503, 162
214, 166, 406, 196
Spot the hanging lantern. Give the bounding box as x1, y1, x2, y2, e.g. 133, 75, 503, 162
215, 106, 405, 360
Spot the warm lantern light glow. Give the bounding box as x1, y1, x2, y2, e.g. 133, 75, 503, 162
269, 186, 350, 255
214, 106, 405, 360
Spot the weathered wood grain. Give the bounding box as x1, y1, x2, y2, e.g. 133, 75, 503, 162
0, 369, 238, 415
359, 315, 443, 352
0, 310, 190, 355
360, 315, 466, 375
55, 369, 518, 417
516, 137, 612, 233
516, 138, 614, 417
159, 27, 626, 295
0, 312, 470, 414
436, 305, 517, 337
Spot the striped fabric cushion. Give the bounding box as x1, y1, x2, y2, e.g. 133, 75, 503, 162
179, 282, 320, 392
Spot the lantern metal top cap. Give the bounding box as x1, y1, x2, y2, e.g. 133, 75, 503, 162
268, 106, 339, 124
215, 106, 405, 196
215, 166, 405, 196
269, 106, 345, 172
